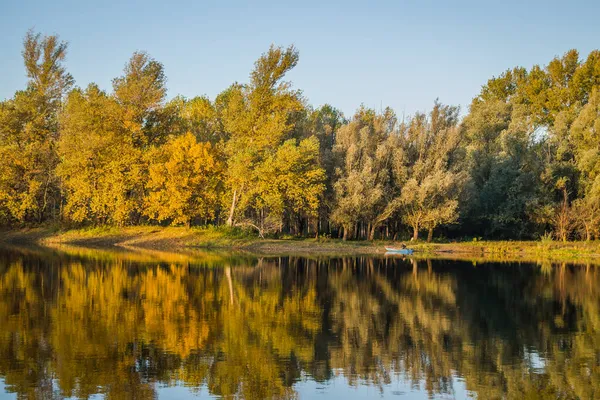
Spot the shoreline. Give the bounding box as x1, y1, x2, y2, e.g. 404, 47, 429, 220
1, 226, 600, 264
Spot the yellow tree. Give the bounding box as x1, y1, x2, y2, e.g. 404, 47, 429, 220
0, 30, 73, 224
144, 133, 223, 226
58, 51, 168, 226
180, 96, 222, 143
250, 137, 326, 235
112, 51, 167, 147
58, 85, 144, 225
218, 45, 307, 228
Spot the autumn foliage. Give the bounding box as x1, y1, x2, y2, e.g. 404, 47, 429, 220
2, 31, 600, 241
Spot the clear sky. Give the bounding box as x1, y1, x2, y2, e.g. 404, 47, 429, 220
1, 0, 599, 117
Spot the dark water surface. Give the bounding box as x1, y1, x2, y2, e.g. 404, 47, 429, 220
0, 247, 598, 399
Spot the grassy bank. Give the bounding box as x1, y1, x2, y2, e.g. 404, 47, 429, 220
0, 226, 385, 255
2, 226, 600, 262
411, 240, 600, 264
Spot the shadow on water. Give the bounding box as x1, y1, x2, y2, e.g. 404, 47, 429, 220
0, 245, 598, 399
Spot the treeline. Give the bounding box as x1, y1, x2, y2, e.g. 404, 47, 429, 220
1, 30, 600, 241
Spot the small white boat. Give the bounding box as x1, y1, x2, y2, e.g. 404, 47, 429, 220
385, 247, 414, 255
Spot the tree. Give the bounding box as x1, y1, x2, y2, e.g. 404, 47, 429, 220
0, 30, 73, 224
22, 29, 74, 104
144, 133, 223, 227
57, 85, 144, 225
113, 51, 167, 147
571, 88, 600, 200
331, 107, 404, 240
572, 197, 600, 241
249, 136, 325, 236
180, 96, 222, 143
551, 178, 573, 242
462, 95, 543, 238
306, 105, 346, 235
568, 88, 600, 240
218, 45, 309, 231
57, 50, 169, 226
401, 171, 461, 242
460, 49, 600, 240
400, 102, 465, 241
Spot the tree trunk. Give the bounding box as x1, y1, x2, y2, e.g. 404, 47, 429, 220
368, 223, 376, 241
39, 177, 50, 224
585, 223, 591, 241
342, 225, 348, 241
412, 224, 419, 241
226, 189, 237, 226
427, 227, 433, 243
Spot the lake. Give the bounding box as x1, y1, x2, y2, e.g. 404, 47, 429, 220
0, 246, 598, 399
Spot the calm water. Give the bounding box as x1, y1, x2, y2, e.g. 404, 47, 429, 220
0, 247, 598, 399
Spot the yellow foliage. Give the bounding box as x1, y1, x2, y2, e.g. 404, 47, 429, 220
58, 85, 145, 225
145, 132, 223, 226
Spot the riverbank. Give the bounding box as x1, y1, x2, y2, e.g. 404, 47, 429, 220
1, 226, 600, 262
0, 226, 385, 255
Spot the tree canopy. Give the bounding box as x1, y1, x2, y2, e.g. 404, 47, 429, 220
2, 30, 600, 241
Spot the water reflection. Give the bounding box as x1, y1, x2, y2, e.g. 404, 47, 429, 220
0, 248, 598, 399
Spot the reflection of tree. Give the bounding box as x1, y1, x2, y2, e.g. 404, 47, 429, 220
0, 250, 598, 399
322, 257, 460, 393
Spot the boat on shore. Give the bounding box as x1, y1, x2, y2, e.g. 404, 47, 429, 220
384, 246, 414, 255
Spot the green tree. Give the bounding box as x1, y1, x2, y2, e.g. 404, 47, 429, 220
305, 105, 346, 235
463, 95, 543, 238
331, 107, 405, 240
569, 88, 600, 239
401, 102, 465, 241
461, 49, 600, 240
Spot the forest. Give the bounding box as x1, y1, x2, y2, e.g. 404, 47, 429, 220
1, 30, 600, 241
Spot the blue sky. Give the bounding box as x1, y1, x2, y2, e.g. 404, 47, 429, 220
1, 0, 599, 117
